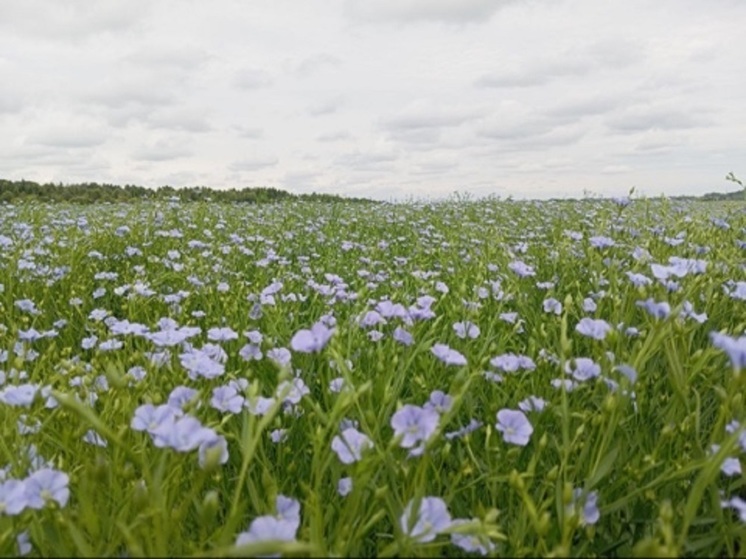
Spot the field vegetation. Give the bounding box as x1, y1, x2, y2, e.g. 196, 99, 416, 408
1, 194, 746, 556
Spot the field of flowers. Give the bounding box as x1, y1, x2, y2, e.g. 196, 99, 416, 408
1, 195, 746, 557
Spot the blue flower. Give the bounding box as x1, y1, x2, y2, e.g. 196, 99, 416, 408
508, 260, 536, 278
245, 396, 276, 416
710, 332, 746, 370
565, 357, 601, 381
575, 317, 611, 340
400, 496, 452, 543
276, 378, 309, 405
626, 271, 652, 287
424, 390, 453, 415
453, 321, 480, 339
393, 327, 414, 346
168, 386, 200, 410
444, 419, 483, 440
239, 343, 263, 361
0, 479, 27, 515
153, 415, 214, 452
359, 310, 386, 328
290, 321, 334, 353
450, 518, 496, 555
431, 343, 467, 366
636, 298, 670, 319
275, 495, 301, 530
710, 444, 742, 476
24, 468, 69, 509
495, 409, 533, 446
267, 348, 292, 368
542, 298, 562, 315
589, 236, 615, 249
568, 489, 600, 525
132, 404, 176, 432
179, 351, 225, 380
391, 405, 440, 448
235, 517, 297, 557
489, 353, 536, 373
198, 435, 229, 469
337, 477, 353, 497
331, 427, 374, 464
0, 384, 38, 407
211, 385, 245, 414
207, 326, 238, 342
722, 496, 746, 522
518, 396, 547, 413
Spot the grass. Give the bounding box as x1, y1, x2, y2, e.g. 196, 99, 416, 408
0, 196, 745, 557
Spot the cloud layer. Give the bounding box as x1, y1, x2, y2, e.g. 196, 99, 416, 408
0, 0, 744, 200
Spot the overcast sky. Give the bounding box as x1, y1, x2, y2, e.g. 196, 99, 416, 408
1, 0, 744, 201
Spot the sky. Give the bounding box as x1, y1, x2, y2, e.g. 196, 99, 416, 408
0, 0, 744, 201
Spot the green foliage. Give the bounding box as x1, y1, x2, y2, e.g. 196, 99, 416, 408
0, 178, 376, 205
0, 196, 745, 557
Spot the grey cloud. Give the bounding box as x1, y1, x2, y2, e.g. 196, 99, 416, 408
88, 83, 176, 129
477, 118, 554, 141
122, 46, 212, 72
26, 127, 108, 149
412, 160, 459, 174
335, 150, 398, 171
476, 39, 643, 89
87, 45, 205, 128
633, 134, 686, 153
132, 140, 192, 162
0, 93, 23, 115
601, 165, 633, 174
606, 106, 711, 133
476, 59, 592, 89
146, 107, 213, 133
281, 171, 322, 189
386, 128, 443, 145
0, 0, 149, 41
87, 78, 176, 109
584, 38, 645, 69
345, 0, 514, 24
229, 156, 279, 172
316, 130, 351, 142
381, 102, 484, 146
234, 126, 265, 139
294, 54, 342, 77
383, 108, 480, 130
234, 68, 274, 90
308, 97, 344, 116
545, 95, 623, 121
154, 171, 200, 187
476, 120, 587, 151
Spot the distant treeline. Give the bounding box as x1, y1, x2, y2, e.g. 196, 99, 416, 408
0, 179, 377, 205
698, 191, 746, 202
698, 173, 746, 202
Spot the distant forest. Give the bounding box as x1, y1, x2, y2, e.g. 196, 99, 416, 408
697, 173, 746, 201
0, 179, 377, 205
0, 174, 742, 205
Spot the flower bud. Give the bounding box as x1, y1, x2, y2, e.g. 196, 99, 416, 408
200, 490, 220, 524
132, 479, 148, 512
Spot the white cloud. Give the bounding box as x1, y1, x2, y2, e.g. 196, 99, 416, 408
345, 0, 515, 24
0, 0, 744, 200
316, 130, 352, 142
229, 156, 279, 172
294, 53, 342, 76
146, 107, 213, 133
605, 105, 712, 134
233, 68, 274, 90
132, 139, 192, 162
0, 0, 149, 41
